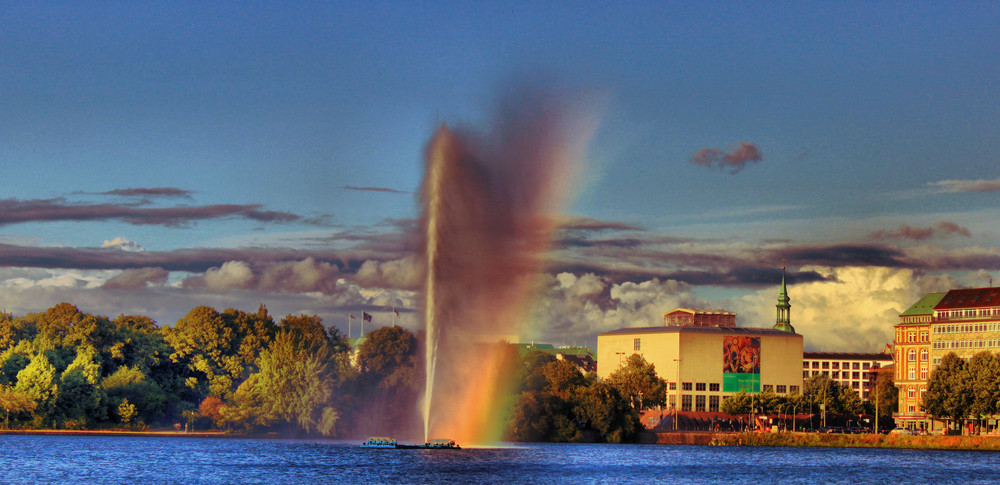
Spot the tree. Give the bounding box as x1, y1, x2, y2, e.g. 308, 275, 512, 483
55, 347, 106, 426
575, 380, 639, 443
721, 391, 753, 415
352, 326, 421, 435
0, 385, 36, 428
228, 330, 339, 435
118, 398, 137, 426
869, 367, 898, 423
14, 353, 59, 427
967, 351, 1000, 420
604, 354, 667, 410
923, 352, 972, 425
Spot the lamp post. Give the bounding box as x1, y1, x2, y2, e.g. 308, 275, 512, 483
674, 358, 681, 431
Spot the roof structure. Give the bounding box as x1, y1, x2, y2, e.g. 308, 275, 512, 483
935, 287, 1000, 310
803, 351, 893, 361
900, 292, 947, 316
599, 326, 798, 337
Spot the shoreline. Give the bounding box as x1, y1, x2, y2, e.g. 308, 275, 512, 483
705, 431, 1000, 451
0, 429, 256, 439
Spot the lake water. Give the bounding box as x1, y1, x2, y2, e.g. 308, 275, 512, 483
3, 435, 1000, 484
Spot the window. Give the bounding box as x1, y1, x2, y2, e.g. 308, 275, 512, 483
695, 383, 706, 391
832, 371, 840, 379
908, 387, 916, 399
709, 396, 720, 412
695, 395, 706, 412
908, 332, 916, 342
789, 385, 799, 393
709, 383, 720, 392
776, 385, 786, 393
822, 361, 829, 369
907, 405, 915, 413
920, 386, 927, 401
682, 382, 692, 391
853, 363, 860, 370
802, 361, 809, 368
633, 338, 641, 351
812, 362, 819, 369
681, 395, 692, 411
763, 384, 773, 392
908, 349, 916, 362
920, 349, 928, 361
920, 367, 927, 380
669, 382, 676, 390
908, 366, 916, 379
852, 372, 860, 379
863, 363, 870, 370
669, 395, 676, 409
832, 362, 840, 369
803, 371, 809, 378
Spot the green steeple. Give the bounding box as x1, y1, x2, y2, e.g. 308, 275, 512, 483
773, 264, 795, 333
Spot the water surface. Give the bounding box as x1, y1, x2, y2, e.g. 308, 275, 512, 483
3, 435, 999, 484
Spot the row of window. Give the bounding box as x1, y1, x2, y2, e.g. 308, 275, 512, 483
935, 309, 1000, 321
803, 370, 868, 381
669, 383, 800, 394
803, 361, 871, 370
933, 322, 1000, 334
904, 365, 928, 380
931, 339, 1000, 350
901, 348, 929, 362
896, 331, 929, 343
672, 395, 721, 412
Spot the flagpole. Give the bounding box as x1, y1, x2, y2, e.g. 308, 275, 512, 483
393, 306, 397, 327
348, 314, 352, 340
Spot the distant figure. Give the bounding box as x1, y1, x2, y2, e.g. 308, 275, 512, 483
185, 422, 189, 433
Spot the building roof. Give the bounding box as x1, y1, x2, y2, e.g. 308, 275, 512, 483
513, 343, 595, 360
803, 352, 892, 361
935, 287, 1000, 310
665, 308, 735, 315
599, 326, 798, 337
900, 292, 946, 316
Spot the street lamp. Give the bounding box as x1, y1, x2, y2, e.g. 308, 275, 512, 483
674, 358, 681, 431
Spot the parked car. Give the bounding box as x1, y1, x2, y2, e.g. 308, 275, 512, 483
889, 428, 916, 435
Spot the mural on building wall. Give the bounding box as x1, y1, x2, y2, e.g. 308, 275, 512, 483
723, 336, 761, 392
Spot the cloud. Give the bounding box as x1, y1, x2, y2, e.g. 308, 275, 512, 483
200, 261, 255, 292
102, 267, 169, 290
869, 222, 972, 241
557, 217, 644, 233
99, 187, 194, 199
342, 186, 409, 194
0, 198, 303, 227
102, 237, 145, 252
931, 178, 1000, 193
691, 142, 763, 173
257, 258, 341, 293
732, 266, 958, 352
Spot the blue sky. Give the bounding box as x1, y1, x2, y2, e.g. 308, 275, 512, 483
2, 2, 999, 351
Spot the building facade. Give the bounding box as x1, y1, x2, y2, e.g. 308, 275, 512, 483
802, 352, 893, 402
893, 287, 1000, 432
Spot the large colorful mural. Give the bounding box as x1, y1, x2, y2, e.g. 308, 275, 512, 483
723, 336, 760, 392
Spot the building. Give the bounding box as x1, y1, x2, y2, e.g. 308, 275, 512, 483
892, 292, 942, 431
892, 287, 1000, 433
802, 352, 893, 402
662, 308, 736, 327
598, 270, 803, 412
513, 343, 597, 374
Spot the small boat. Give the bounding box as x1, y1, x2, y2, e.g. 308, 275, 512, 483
360, 437, 397, 448
422, 439, 460, 449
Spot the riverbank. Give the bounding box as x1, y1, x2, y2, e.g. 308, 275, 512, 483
0, 429, 239, 439
708, 431, 1000, 451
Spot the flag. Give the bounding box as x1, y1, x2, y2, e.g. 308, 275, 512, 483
393, 307, 400, 317
362, 311, 372, 322
349, 314, 356, 320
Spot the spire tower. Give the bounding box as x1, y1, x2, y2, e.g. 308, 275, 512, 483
773, 263, 795, 333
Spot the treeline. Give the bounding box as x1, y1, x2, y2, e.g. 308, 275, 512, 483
0, 303, 423, 437
923, 351, 1000, 430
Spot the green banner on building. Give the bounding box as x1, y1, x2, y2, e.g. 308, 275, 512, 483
723, 372, 760, 393
722, 336, 760, 392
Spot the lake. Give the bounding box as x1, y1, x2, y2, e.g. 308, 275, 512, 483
3, 434, 1000, 484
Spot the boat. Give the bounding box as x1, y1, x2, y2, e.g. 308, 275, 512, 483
360, 437, 397, 448
422, 439, 460, 449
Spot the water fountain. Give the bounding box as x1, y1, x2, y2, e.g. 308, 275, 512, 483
419, 86, 595, 444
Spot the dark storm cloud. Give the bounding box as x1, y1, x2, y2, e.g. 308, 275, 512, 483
557, 217, 644, 233
782, 244, 910, 267
691, 142, 763, 174
869, 222, 972, 241
0, 198, 302, 226
102, 267, 170, 290
342, 186, 410, 194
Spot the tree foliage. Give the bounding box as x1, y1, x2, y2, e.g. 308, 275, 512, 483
923, 352, 972, 423
604, 354, 667, 410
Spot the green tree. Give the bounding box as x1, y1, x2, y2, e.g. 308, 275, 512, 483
228, 330, 338, 435
923, 352, 972, 425
14, 352, 59, 427
721, 391, 753, 415
352, 326, 421, 436
0, 384, 37, 428
868, 367, 898, 424
55, 347, 106, 426
575, 380, 639, 443
102, 365, 167, 425
968, 351, 1000, 420
604, 353, 666, 410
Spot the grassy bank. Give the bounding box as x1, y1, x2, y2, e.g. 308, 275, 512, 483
710, 431, 1000, 451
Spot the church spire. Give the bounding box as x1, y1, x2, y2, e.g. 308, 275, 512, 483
773, 262, 795, 333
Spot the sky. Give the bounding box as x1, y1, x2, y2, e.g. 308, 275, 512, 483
2, 2, 1000, 352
